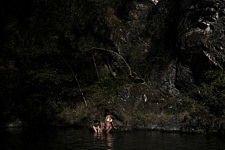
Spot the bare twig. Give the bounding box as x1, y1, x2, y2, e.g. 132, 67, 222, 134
88, 47, 145, 84
74, 74, 88, 107
92, 54, 100, 80
89, 47, 132, 76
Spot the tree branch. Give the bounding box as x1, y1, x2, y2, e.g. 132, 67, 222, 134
88, 47, 145, 84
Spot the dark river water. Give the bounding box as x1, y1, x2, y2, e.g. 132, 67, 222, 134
1, 128, 225, 150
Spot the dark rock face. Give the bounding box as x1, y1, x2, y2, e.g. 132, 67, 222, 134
142, 0, 225, 94
176, 0, 225, 88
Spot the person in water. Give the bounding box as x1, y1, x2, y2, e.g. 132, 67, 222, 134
92, 120, 104, 134
105, 114, 116, 133
92, 120, 101, 133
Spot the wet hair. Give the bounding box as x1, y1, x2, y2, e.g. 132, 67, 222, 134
94, 120, 99, 124
93, 120, 100, 127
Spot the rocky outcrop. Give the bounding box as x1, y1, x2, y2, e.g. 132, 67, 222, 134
143, 0, 225, 94
176, 0, 225, 87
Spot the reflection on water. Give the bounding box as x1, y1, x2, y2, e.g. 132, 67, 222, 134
106, 133, 113, 150
93, 132, 114, 150
0, 128, 225, 150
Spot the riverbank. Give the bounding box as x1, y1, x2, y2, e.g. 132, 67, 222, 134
2, 110, 224, 136
2, 81, 225, 136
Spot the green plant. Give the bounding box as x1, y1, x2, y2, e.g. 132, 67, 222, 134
199, 70, 225, 116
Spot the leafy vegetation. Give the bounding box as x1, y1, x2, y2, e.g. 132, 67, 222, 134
199, 70, 225, 116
